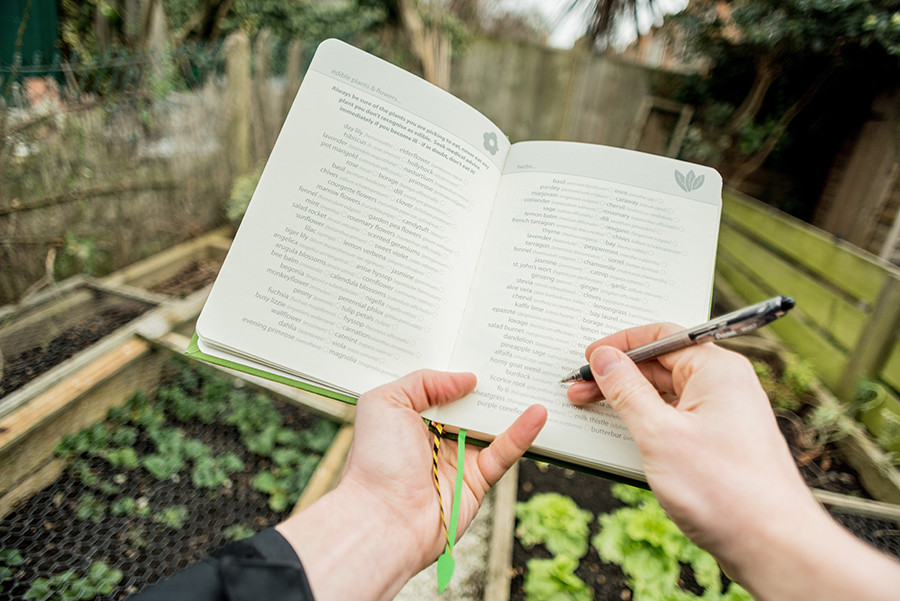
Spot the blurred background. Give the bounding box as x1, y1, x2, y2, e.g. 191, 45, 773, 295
3, 2, 900, 600
4, 0, 900, 302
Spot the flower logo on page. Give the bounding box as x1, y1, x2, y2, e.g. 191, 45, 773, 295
483, 131, 499, 156
675, 169, 705, 192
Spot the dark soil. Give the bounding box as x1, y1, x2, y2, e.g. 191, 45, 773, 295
510, 460, 633, 601
148, 259, 221, 297
0, 300, 149, 398
0, 365, 333, 600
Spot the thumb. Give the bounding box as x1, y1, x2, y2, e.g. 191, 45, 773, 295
589, 346, 668, 432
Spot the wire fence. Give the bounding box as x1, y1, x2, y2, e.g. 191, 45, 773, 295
0, 42, 246, 306
1, 43, 228, 107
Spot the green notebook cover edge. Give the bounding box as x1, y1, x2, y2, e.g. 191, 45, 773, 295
185, 332, 358, 406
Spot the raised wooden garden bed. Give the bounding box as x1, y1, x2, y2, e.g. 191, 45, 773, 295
0, 356, 350, 599
101, 228, 230, 298
0, 231, 359, 599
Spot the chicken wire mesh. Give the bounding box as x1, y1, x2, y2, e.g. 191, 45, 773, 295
0, 285, 153, 403
0, 359, 339, 600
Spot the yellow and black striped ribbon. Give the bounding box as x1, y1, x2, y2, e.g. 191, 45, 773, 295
429, 420, 450, 549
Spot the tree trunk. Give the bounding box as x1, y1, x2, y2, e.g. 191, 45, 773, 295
396, 0, 451, 88
726, 52, 780, 136
729, 68, 831, 187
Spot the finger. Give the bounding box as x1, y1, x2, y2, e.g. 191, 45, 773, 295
589, 346, 671, 432
367, 369, 477, 413
476, 404, 547, 488
567, 380, 604, 406
566, 359, 677, 406
584, 322, 685, 361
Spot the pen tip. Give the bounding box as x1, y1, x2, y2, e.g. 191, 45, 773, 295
559, 371, 580, 384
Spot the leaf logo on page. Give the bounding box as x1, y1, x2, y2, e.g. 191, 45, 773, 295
675, 169, 705, 192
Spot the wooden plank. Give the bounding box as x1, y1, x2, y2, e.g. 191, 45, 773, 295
719, 223, 868, 349
838, 277, 900, 400
715, 251, 848, 388
101, 227, 231, 290
154, 332, 357, 424
0, 338, 166, 498
881, 337, 900, 393
484, 461, 519, 601
723, 191, 895, 304
0, 458, 66, 520
291, 424, 354, 514
0, 275, 88, 323
0, 289, 207, 419
858, 389, 900, 454
812, 488, 900, 524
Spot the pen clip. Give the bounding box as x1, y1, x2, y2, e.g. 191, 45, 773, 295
690, 296, 794, 344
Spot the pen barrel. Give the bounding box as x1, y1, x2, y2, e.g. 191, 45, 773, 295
624, 330, 693, 364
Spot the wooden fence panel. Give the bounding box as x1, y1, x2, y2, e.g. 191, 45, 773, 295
715, 247, 849, 389
884, 342, 900, 392
718, 221, 867, 350
722, 193, 887, 304
716, 190, 900, 407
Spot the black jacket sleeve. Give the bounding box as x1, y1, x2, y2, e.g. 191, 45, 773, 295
128, 528, 315, 601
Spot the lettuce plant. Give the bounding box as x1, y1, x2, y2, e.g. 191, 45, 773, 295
592, 485, 751, 601
515, 492, 593, 558
523, 555, 592, 601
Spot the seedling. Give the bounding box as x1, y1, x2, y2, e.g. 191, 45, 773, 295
23, 561, 122, 601
0, 549, 25, 594
153, 505, 189, 530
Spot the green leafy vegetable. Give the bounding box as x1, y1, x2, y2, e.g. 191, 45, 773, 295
515, 493, 593, 558
75, 494, 108, 523
592, 485, 751, 601
154, 505, 189, 530
522, 555, 592, 601
23, 561, 122, 601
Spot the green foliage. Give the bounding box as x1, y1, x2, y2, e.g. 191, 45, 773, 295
783, 361, 816, 396
300, 420, 339, 454
522, 555, 592, 601
753, 358, 812, 412
110, 497, 152, 518
154, 505, 189, 530
68, 460, 121, 496
191, 453, 245, 489
24, 561, 123, 601
252, 452, 319, 512
226, 166, 264, 224
104, 447, 140, 470
223, 524, 256, 541
592, 485, 750, 601
75, 493, 108, 523
142, 453, 184, 480
0, 549, 24, 594
54, 359, 327, 535
515, 493, 593, 559
223, 0, 387, 46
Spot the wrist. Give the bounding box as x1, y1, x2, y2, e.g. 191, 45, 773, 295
276, 480, 428, 601
724, 498, 900, 601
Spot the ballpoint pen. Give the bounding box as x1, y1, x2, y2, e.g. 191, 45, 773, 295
560, 296, 796, 383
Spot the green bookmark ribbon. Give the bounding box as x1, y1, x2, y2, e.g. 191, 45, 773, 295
436, 428, 466, 593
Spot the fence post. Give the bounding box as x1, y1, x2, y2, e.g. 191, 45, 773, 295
225, 30, 251, 177
837, 274, 900, 401
283, 39, 304, 117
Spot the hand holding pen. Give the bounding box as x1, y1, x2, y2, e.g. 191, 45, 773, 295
561, 296, 795, 383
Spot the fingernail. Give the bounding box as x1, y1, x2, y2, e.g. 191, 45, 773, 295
590, 347, 622, 378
